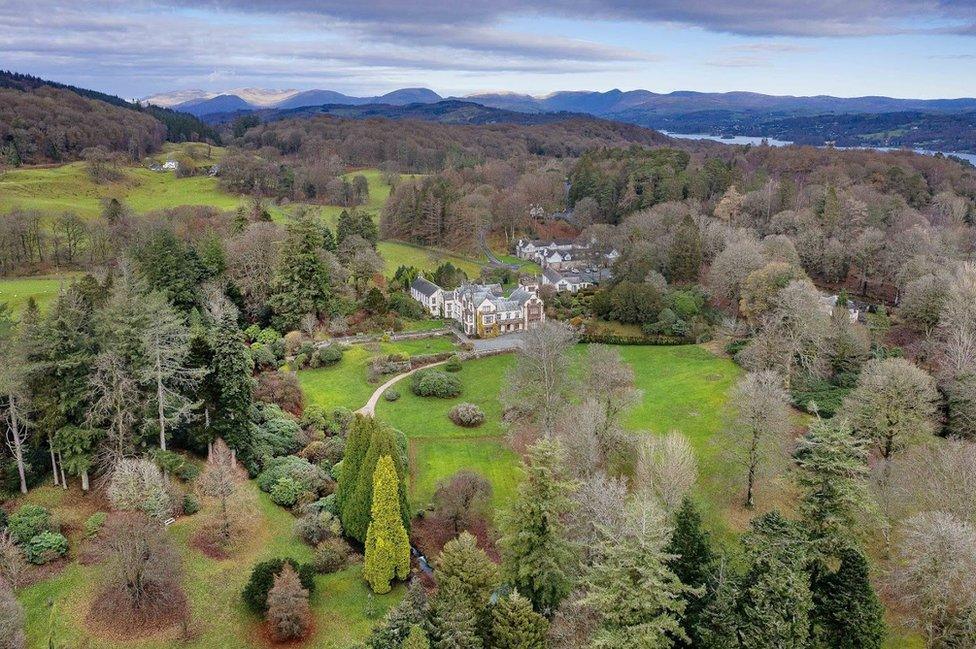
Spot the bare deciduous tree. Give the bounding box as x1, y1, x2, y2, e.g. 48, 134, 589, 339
503, 321, 578, 437
432, 470, 493, 535
0, 578, 25, 649
887, 511, 976, 647
197, 444, 242, 548
723, 370, 792, 508
636, 431, 698, 511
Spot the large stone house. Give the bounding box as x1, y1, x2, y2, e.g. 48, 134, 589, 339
410, 277, 545, 337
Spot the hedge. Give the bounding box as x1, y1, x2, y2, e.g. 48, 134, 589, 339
578, 333, 695, 346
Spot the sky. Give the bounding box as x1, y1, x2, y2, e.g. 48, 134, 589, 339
2, 0, 975, 100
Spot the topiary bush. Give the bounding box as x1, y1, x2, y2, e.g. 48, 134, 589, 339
84, 512, 107, 539
316, 345, 343, 366
312, 538, 351, 574
270, 477, 303, 507
294, 511, 342, 546
410, 369, 462, 398
8, 505, 54, 544
243, 558, 316, 614
25, 531, 68, 564
257, 456, 328, 496
444, 355, 462, 372
449, 403, 486, 428
383, 388, 400, 402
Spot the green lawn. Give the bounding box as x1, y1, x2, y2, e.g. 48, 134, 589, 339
297, 337, 458, 412
16, 484, 401, 649
0, 273, 82, 313
378, 241, 485, 278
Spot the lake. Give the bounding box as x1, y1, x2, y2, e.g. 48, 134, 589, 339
660, 130, 976, 166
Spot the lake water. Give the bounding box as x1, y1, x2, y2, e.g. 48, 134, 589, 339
659, 130, 976, 166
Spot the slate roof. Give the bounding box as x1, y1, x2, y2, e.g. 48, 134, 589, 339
411, 276, 441, 298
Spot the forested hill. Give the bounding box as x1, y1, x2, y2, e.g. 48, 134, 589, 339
0, 70, 220, 165
205, 99, 636, 128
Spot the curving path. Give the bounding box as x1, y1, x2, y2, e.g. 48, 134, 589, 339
357, 360, 447, 416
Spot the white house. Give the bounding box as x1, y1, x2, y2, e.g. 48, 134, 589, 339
541, 266, 612, 293
162, 159, 179, 171
410, 276, 443, 316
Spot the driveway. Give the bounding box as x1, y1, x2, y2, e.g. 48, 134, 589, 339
471, 332, 525, 352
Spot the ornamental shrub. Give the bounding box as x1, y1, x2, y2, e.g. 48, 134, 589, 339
257, 327, 282, 345
256, 455, 327, 496
25, 531, 68, 564
271, 478, 303, 507
383, 388, 400, 402
410, 369, 462, 398
444, 355, 462, 372
8, 505, 54, 544
312, 538, 351, 574
449, 403, 485, 428
242, 558, 316, 614
250, 343, 277, 371
295, 511, 342, 546
182, 493, 200, 515
84, 512, 107, 539
316, 345, 343, 366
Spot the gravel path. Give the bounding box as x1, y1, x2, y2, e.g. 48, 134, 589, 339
356, 360, 447, 416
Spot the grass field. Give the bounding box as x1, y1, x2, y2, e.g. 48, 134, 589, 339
0, 273, 82, 313
297, 336, 458, 412
15, 483, 401, 649
377, 241, 485, 278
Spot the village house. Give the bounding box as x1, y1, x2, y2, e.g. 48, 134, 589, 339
410, 277, 545, 337
541, 266, 612, 293
515, 237, 619, 269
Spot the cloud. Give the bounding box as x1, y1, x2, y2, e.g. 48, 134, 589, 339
705, 56, 771, 68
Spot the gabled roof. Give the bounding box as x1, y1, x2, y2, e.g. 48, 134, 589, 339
543, 267, 563, 283
411, 276, 441, 298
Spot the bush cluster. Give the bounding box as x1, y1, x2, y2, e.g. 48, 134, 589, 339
383, 388, 400, 402
410, 369, 462, 398
84, 512, 107, 538
312, 538, 351, 574
8, 505, 54, 544
25, 531, 68, 564
449, 403, 486, 427
242, 558, 316, 614
295, 511, 342, 546
444, 355, 462, 372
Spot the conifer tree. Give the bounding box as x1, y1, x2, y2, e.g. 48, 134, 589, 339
666, 497, 716, 647
490, 591, 549, 649
499, 437, 576, 615
427, 579, 482, 649
367, 580, 429, 649
793, 417, 871, 559
809, 547, 885, 649
363, 455, 410, 594
267, 210, 332, 331
338, 414, 373, 531
667, 212, 703, 283
437, 532, 499, 633
211, 309, 254, 467
345, 418, 410, 543
581, 501, 691, 648
402, 624, 430, 649
266, 564, 311, 641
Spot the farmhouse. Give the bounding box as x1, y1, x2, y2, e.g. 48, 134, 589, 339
411, 278, 545, 337
541, 266, 612, 293
515, 237, 619, 269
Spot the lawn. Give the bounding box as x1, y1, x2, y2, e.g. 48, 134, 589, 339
15, 483, 402, 649
297, 336, 458, 412
377, 240, 485, 278
0, 273, 82, 313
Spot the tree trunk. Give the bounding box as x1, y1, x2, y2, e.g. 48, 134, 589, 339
57, 451, 68, 489
8, 396, 27, 494
49, 434, 60, 487
156, 351, 167, 452
746, 433, 759, 509
81, 469, 90, 492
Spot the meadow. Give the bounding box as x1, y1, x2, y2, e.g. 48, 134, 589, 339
0, 273, 82, 313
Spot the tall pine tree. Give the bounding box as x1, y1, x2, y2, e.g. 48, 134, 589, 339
499, 437, 576, 616
344, 417, 410, 543
210, 309, 254, 470
490, 591, 549, 649
363, 455, 410, 594
666, 497, 716, 647
809, 546, 885, 649
267, 211, 332, 331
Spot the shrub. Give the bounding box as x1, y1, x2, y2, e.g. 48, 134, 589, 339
320, 437, 346, 465
295, 511, 342, 546
182, 493, 200, 516
444, 355, 462, 372
257, 455, 328, 495
108, 458, 172, 519
151, 449, 199, 482
312, 538, 351, 574
0, 579, 25, 649
244, 324, 262, 342
254, 373, 304, 416
0, 532, 26, 588
449, 403, 485, 428
8, 505, 54, 544
316, 345, 343, 366
410, 369, 462, 398
293, 353, 308, 369
332, 407, 354, 435
250, 344, 277, 371
383, 388, 400, 402
0, 510, 6, 531
242, 558, 316, 614
299, 440, 330, 464
299, 404, 329, 432
266, 564, 311, 641
257, 328, 282, 345
25, 531, 68, 564
84, 512, 108, 539
271, 478, 303, 507
283, 331, 303, 355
